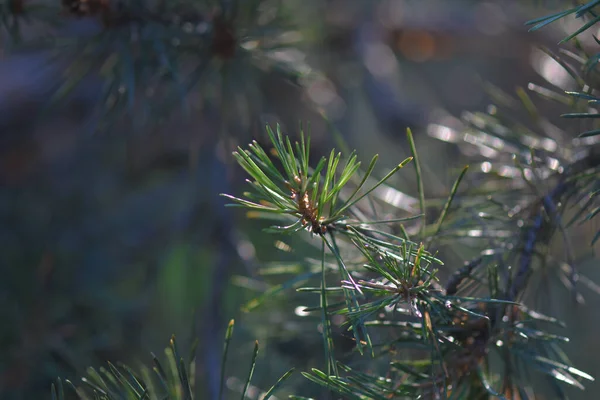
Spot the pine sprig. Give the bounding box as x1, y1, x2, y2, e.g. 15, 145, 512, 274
222, 125, 593, 398
526, 1, 600, 42
51, 319, 295, 399
428, 41, 600, 306
222, 123, 414, 236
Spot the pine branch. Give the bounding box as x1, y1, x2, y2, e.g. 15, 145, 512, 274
222, 124, 594, 398
34, 2, 600, 399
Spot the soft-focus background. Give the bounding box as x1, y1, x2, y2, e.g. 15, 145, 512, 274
1, 0, 599, 399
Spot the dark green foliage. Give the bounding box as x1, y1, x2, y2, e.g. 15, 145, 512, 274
3, 0, 311, 135
23, 0, 600, 399
0, 0, 58, 44
51, 320, 294, 399
2, 1, 311, 398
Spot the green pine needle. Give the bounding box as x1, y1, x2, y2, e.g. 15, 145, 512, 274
220, 319, 235, 400
241, 340, 260, 400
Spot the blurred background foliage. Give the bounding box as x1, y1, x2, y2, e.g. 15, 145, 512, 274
1, 0, 600, 399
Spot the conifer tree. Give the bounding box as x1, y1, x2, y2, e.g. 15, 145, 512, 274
1, 0, 598, 399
